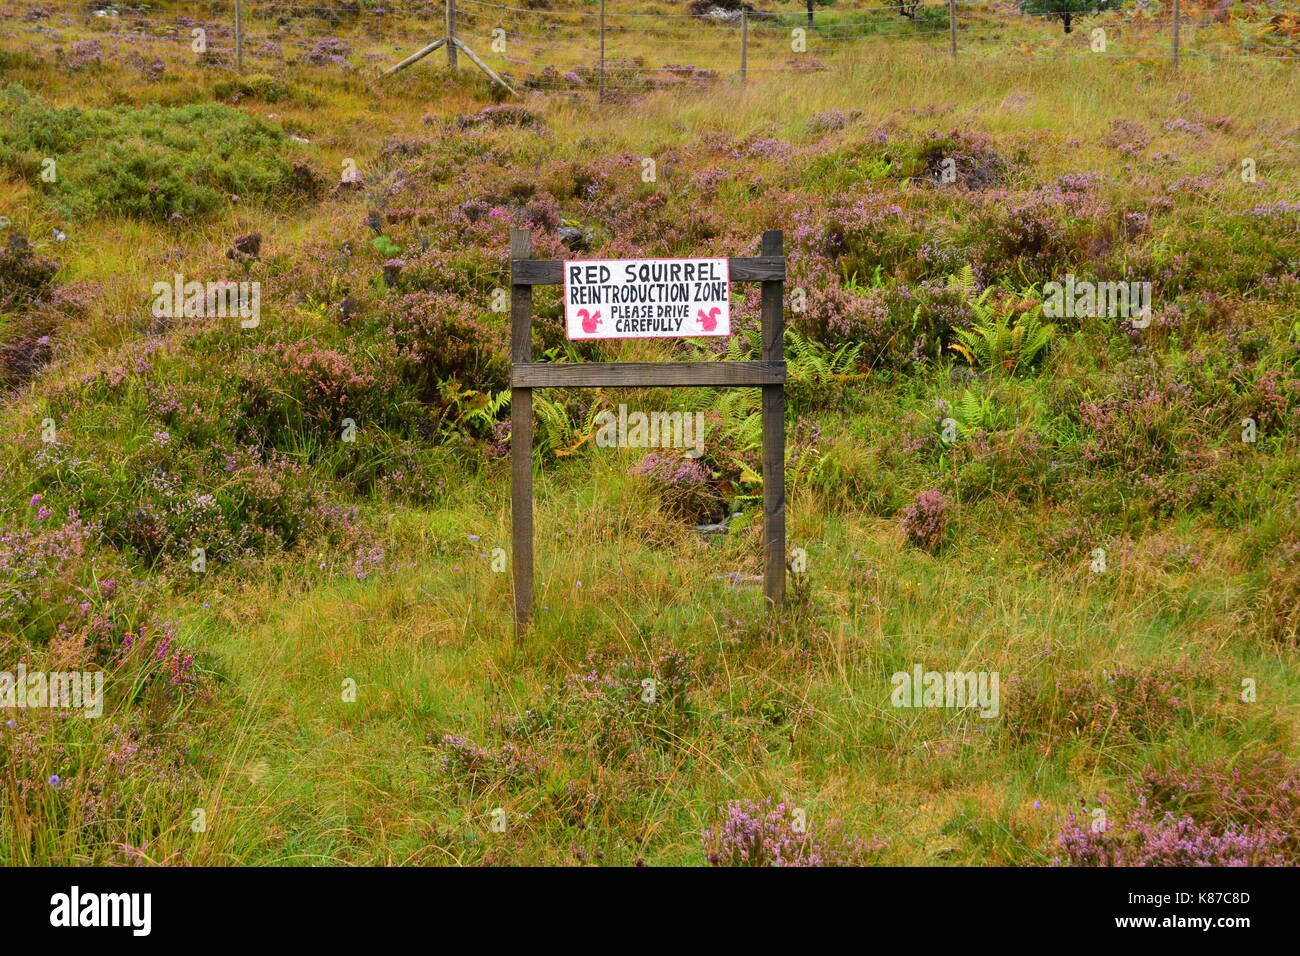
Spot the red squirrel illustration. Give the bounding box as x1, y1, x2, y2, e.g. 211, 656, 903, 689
578, 308, 602, 334
697, 307, 720, 332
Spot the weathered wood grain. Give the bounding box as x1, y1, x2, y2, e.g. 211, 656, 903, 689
511, 361, 785, 388
760, 230, 786, 608
510, 256, 785, 286
510, 228, 534, 633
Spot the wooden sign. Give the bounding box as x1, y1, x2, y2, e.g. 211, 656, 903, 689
510, 229, 787, 634
564, 257, 731, 339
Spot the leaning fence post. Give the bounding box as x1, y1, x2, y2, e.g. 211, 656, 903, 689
510, 229, 534, 635
447, 0, 459, 69
740, 10, 748, 81
948, 0, 957, 58
234, 0, 243, 72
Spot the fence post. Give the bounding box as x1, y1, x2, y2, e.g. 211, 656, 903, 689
948, 0, 957, 58
598, 0, 606, 102
510, 229, 534, 635
234, 0, 243, 72
447, 0, 458, 69
740, 10, 748, 81
1171, 0, 1180, 70
760, 230, 786, 610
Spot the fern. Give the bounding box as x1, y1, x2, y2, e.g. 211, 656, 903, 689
461, 388, 510, 434
951, 388, 1007, 435
947, 263, 977, 297
951, 303, 1055, 376
786, 326, 864, 385
722, 328, 761, 363
532, 392, 598, 459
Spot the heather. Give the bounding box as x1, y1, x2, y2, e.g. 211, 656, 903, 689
702, 798, 887, 866
0, 1, 1296, 866
1056, 754, 1300, 866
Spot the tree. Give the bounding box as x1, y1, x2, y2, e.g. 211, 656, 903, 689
805, 0, 835, 28
1019, 0, 1116, 34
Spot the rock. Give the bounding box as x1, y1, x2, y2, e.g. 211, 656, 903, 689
693, 512, 735, 535
558, 225, 591, 251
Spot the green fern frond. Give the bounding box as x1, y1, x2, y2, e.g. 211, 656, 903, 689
948, 263, 977, 297
953, 297, 1055, 376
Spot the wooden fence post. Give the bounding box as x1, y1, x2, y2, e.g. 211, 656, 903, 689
510, 229, 534, 633
447, 0, 459, 69
948, 0, 957, 58
234, 0, 243, 72
760, 230, 786, 608
1171, 0, 1181, 70
740, 10, 748, 81
599, 0, 606, 102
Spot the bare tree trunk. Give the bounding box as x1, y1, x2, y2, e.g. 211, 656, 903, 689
806, 1, 814, 27
1063, 12, 1073, 33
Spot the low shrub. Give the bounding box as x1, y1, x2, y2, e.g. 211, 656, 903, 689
1057, 753, 1300, 866
702, 798, 886, 866
0, 89, 315, 220
900, 488, 949, 552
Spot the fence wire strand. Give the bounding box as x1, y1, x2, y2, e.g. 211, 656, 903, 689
4, 0, 1295, 93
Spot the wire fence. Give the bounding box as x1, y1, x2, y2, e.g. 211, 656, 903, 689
1, 0, 1296, 96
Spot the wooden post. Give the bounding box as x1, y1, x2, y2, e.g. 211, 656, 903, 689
948, 0, 957, 58
510, 229, 534, 633
447, 0, 458, 70
234, 0, 243, 72
1171, 0, 1180, 70
598, 0, 606, 102
381, 37, 447, 77
455, 38, 519, 95
760, 230, 785, 609
740, 10, 748, 81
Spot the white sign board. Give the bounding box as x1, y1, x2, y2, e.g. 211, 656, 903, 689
564, 257, 730, 340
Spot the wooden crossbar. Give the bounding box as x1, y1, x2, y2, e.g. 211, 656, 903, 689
510, 256, 785, 286
511, 361, 786, 389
